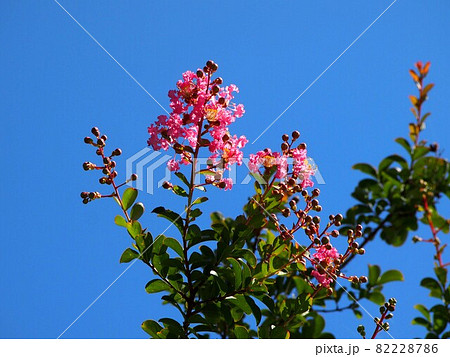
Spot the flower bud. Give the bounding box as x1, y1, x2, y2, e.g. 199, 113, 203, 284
334, 214, 343, 222
130, 174, 138, 181
112, 148, 122, 156
84, 137, 93, 144
359, 276, 368, 283
196, 70, 204, 78
292, 130, 300, 140
80, 192, 89, 198
91, 127, 100, 137
321, 236, 329, 245
282, 134, 289, 142
297, 143, 306, 150
331, 230, 339, 238
162, 181, 172, 189
281, 142, 289, 151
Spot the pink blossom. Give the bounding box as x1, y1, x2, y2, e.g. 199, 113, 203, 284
220, 178, 233, 190
313, 245, 339, 264
275, 156, 288, 179
167, 159, 180, 172
148, 64, 247, 190
235, 104, 245, 118
311, 270, 333, 287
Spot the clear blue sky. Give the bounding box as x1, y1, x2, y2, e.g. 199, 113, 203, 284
0, 0, 449, 338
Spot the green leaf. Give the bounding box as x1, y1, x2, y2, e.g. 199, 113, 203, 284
152, 206, 184, 234
130, 202, 145, 221
413, 146, 431, 160
379, 154, 408, 171
145, 279, 170, 293
227, 295, 252, 314
135, 232, 153, 262
141, 320, 163, 338
245, 295, 262, 325
353, 310, 363, 319
175, 172, 190, 188
159, 318, 184, 337
378, 270, 404, 284
414, 304, 431, 321
368, 265, 381, 286
234, 325, 249, 339
434, 267, 447, 287
190, 208, 202, 218
395, 137, 411, 154
119, 248, 139, 263
412, 317, 431, 329
114, 215, 128, 227
122, 188, 138, 211
270, 326, 289, 339
127, 220, 142, 239
367, 291, 385, 305
233, 249, 257, 268
421, 277, 443, 298
163, 237, 184, 258
172, 185, 188, 197
352, 163, 377, 178
227, 258, 242, 290
192, 196, 208, 205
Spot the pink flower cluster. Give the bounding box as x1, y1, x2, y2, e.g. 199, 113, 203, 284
311, 245, 340, 287
248, 147, 315, 188
147, 64, 247, 189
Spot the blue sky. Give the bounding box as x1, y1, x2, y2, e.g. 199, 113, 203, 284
0, 0, 449, 338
